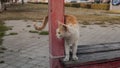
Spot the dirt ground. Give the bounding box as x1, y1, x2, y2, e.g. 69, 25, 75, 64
0, 3, 120, 24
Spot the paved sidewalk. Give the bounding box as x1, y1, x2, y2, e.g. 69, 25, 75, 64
1, 20, 120, 68
0, 20, 49, 68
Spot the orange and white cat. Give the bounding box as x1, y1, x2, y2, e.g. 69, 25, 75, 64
33, 15, 79, 61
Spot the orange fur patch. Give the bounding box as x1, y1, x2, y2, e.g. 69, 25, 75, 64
64, 15, 77, 25
57, 15, 78, 32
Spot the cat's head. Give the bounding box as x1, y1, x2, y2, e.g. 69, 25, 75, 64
56, 21, 68, 39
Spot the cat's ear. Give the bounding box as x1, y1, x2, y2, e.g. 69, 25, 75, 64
58, 21, 66, 27
58, 21, 68, 31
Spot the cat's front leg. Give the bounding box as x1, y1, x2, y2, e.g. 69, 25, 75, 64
63, 42, 70, 61
72, 42, 78, 61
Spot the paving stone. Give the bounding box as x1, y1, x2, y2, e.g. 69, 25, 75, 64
20, 63, 35, 68
5, 65, 18, 68
28, 60, 41, 65
0, 63, 8, 68
1, 20, 120, 68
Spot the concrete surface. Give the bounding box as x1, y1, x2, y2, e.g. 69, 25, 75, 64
1, 20, 120, 68
0, 20, 49, 68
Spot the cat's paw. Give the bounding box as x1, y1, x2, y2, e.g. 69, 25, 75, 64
72, 56, 78, 61
63, 57, 69, 61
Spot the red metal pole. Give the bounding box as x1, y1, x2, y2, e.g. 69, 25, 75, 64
48, 0, 64, 68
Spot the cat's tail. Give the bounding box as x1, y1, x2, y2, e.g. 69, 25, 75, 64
33, 16, 48, 30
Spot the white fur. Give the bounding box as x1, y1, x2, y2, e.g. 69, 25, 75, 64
56, 23, 79, 61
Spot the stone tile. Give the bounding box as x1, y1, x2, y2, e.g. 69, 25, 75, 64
3, 20, 120, 68
5, 65, 18, 68
19, 63, 35, 68
28, 60, 41, 65
33, 65, 48, 68
0, 63, 8, 68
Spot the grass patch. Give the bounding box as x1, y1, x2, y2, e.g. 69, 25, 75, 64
29, 30, 39, 33
81, 25, 87, 28
82, 21, 91, 25
0, 60, 5, 64
8, 32, 18, 35
27, 25, 31, 27
0, 46, 7, 50
0, 21, 10, 45
39, 31, 49, 35
0, 46, 6, 53
29, 30, 48, 35
0, 32, 5, 37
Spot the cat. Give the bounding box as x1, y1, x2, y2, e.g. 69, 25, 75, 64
33, 15, 79, 61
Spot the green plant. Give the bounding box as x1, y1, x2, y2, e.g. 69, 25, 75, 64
39, 31, 49, 35
0, 21, 10, 45
29, 30, 39, 33
27, 25, 31, 27
0, 32, 5, 37
8, 32, 18, 35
